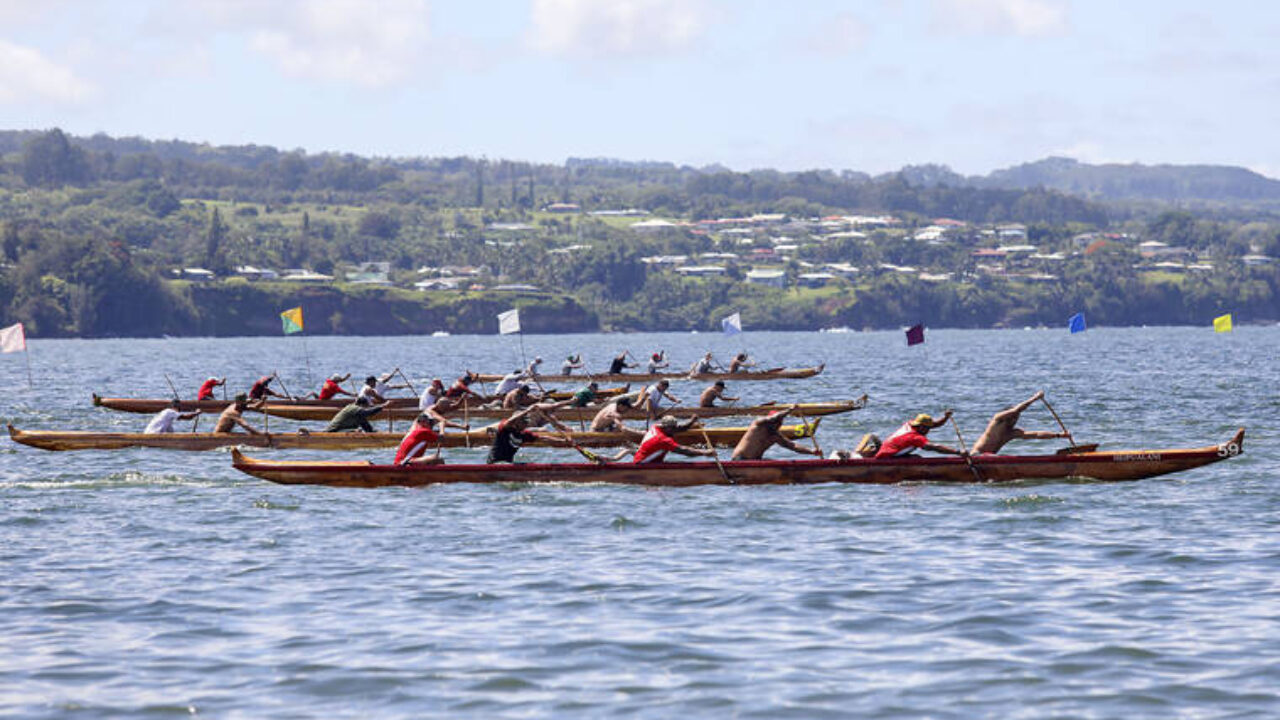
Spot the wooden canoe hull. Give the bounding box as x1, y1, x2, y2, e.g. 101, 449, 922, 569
91, 387, 629, 414
7, 423, 813, 452
230, 429, 1245, 488
474, 364, 825, 384
257, 398, 865, 422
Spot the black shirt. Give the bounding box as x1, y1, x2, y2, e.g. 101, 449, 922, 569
608, 357, 626, 374
487, 422, 538, 463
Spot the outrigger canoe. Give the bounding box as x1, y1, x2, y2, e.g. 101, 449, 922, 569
230, 429, 1244, 488
257, 398, 866, 423
7, 422, 815, 452
474, 364, 825, 384
91, 387, 630, 415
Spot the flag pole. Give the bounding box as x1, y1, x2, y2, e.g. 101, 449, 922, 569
301, 333, 313, 390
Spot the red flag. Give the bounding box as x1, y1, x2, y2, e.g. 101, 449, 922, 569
905, 324, 925, 346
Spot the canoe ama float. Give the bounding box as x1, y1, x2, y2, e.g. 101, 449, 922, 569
257, 398, 866, 423
473, 364, 824, 384
230, 428, 1245, 488
91, 386, 630, 415
7, 422, 814, 452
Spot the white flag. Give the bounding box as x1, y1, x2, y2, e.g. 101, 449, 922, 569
0, 322, 24, 353
721, 312, 742, 336
498, 309, 521, 335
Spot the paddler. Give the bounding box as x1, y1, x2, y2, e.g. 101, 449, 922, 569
560, 354, 585, 375
395, 413, 445, 466
324, 396, 390, 433
632, 416, 715, 463
492, 369, 530, 399
698, 380, 739, 408
485, 406, 545, 464
374, 371, 409, 398
728, 352, 757, 373
647, 351, 669, 373
640, 379, 681, 420
525, 356, 544, 378
502, 384, 539, 410
196, 377, 225, 400
418, 378, 446, 412
688, 352, 718, 376
214, 394, 263, 435
729, 406, 822, 460
568, 382, 599, 408
591, 396, 635, 432
971, 390, 1069, 454
144, 398, 201, 434
608, 351, 636, 374
310, 373, 353, 400
357, 376, 386, 404
248, 375, 286, 402
873, 411, 967, 458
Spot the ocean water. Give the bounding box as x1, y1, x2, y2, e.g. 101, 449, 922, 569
1, 327, 1277, 718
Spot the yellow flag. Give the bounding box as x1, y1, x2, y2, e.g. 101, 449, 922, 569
280, 306, 304, 334
1213, 313, 1232, 333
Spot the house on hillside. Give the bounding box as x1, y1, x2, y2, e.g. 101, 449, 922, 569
745, 268, 786, 288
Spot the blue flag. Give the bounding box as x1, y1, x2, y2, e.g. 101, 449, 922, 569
1068, 312, 1086, 334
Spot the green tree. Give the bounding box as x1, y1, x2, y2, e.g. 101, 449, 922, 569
21, 128, 91, 188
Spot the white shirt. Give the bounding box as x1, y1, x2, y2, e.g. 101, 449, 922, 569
374, 380, 393, 397
144, 408, 180, 434
358, 385, 382, 403
419, 387, 441, 411
647, 358, 666, 373
494, 371, 527, 396
642, 385, 666, 410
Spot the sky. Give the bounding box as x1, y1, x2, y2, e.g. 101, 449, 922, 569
2, 0, 1279, 177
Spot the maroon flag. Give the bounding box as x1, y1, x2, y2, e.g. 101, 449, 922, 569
905, 324, 925, 346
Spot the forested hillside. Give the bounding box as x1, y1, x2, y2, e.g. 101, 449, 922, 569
1, 129, 1277, 337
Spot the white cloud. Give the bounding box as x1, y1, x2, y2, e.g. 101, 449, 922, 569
0, 40, 96, 104
529, 0, 711, 59
194, 0, 431, 87
931, 0, 1068, 37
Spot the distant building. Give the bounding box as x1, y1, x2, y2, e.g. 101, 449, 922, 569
676, 265, 728, 277
543, 203, 580, 213
797, 272, 836, 288
177, 268, 215, 282
745, 268, 786, 288
630, 219, 679, 232
279, 269, 334, 283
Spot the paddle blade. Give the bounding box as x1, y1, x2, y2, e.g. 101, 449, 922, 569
1055, 443, 1099, 455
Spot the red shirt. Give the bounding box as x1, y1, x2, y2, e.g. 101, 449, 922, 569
197, 379, 219, 400
318, 379, 343, 400
633, 427, 679, 463
249, 377, 272, 400
875, 422, 929, 458
395, 424, 439, 464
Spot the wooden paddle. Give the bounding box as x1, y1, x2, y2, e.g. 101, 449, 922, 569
949, 415, 983, 482
700, 427, 734, 484
555, 429, 604, 464
1040, 395, 1081, 450
163, 373, 181, 402
272, 371, 295, 401
395, 368, 418, 396
796, 410, 822, 457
